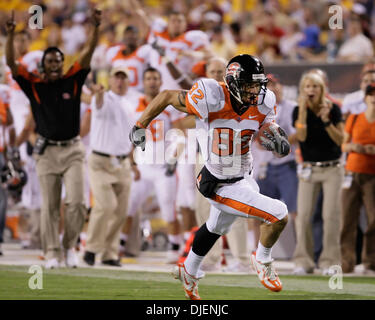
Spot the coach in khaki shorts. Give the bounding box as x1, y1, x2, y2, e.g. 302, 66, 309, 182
83, 66, 138, 267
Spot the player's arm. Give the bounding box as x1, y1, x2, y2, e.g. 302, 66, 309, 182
78, 9, 101, 69
152, 41, 193, 90
137, 90, 188, 128
130, 90, 188, 150
126, 0, 151, 41
163, 57, 193, 90
5, 11, 18, 77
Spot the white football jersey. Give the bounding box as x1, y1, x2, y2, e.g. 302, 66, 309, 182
3, 50, 43, 91
0, 84, 10, 105
185, 78, 276, 179
105, 44, 155, 92
0, 84, 10, 151
148, 27, 210, 90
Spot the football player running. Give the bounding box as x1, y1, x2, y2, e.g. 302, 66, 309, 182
130, 54, 290, 300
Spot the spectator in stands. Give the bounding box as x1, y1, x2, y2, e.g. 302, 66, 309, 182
279, 19, 303, 61
342, 60, 375, 118
337, 13, 374, 62
340, 83, 375, 274
296, 5, 323, 61
210, 25, 236, 61
255, 10, 285, 59
234, 25, 258, 57
292, 72, 344, 275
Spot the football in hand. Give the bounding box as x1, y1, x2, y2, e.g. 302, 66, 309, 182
255, 122, 282, 150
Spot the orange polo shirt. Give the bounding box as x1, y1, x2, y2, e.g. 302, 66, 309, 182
345, 113, 375, 175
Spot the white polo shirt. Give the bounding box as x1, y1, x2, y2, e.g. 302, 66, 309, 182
90, 90, 140, 156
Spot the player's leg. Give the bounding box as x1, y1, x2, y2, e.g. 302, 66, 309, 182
194, 188, 223, 271
121, 173, 151, 248
153, 170, 181, 263
176, 163, 197, 240
209, 178, 288, 291
173, 205, 236, 300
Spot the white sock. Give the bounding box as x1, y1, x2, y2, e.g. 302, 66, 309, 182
256, 241, 272, 263
184, 249, 204, 277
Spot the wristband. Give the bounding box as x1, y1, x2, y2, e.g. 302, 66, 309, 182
296, 122, 306, 129
323, 121, 331, 127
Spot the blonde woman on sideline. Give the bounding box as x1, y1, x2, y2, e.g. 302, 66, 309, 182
292, 72, 344, 275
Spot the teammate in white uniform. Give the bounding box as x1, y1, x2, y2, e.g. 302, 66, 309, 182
131, 55, 290, 299
127, 2, 211, 91
147, 13, 210, 91
105, 26, 156, 93
126, 67, 184, 262
3, 31, 43, 249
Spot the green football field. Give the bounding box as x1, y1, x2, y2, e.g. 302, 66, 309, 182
0, 265, 374, 300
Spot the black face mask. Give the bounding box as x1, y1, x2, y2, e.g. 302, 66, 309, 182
229, 84, 267, 115
230, 94, 249, 115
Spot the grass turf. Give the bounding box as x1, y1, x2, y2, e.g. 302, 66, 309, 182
0, 265, 374, 300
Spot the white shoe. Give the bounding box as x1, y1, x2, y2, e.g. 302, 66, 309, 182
65, 248, 78, 268
166, 250, 180, 264
172, 263, 202, 300
45, 258, 59, 269
251, 252, 282, 292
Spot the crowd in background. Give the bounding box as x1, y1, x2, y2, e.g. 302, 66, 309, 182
0, 0, 375, 71
0, 0, 374, 274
